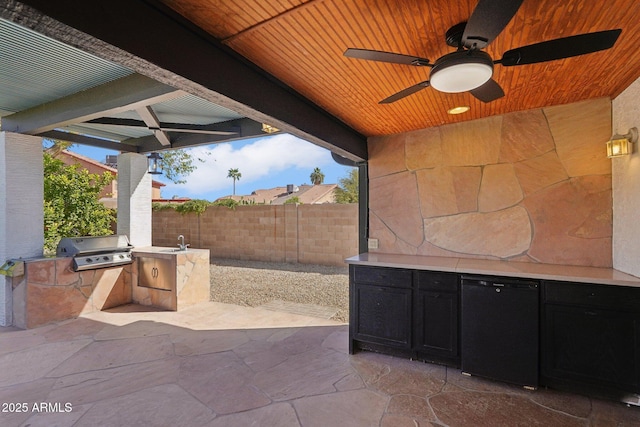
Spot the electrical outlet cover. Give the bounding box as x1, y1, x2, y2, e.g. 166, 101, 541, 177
368, 239, 379, 249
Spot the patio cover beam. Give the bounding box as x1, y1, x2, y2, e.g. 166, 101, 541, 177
6, 0, 368, 161
1, 73, 184, 135
126, 118, 267, 153
86, 118, 238, 136
38, 130, 139, 153
135, 106, 171, 147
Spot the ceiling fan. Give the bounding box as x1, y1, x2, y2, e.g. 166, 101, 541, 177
344, 0, 622, 104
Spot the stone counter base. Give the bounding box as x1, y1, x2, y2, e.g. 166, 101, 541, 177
12, 258, 132, 329
11, 248, 210, 329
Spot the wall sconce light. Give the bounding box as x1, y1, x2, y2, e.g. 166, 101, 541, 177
606, 127, 638, 158
147, 152, 163, 175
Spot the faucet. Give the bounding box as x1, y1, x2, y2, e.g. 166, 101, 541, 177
177, 235, 190, 251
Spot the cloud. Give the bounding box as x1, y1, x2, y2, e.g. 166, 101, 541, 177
160, 134, 331, 198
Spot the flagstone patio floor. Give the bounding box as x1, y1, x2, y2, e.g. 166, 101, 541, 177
1, 301, 639, 426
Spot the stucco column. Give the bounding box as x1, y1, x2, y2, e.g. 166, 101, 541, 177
612, 78, 640, 277
0, 132, 44, 326
117, 153, 152, 247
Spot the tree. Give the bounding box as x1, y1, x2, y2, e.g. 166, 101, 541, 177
160, 149, 206, 184
43, 153, 116, 253
334, 168, 359, 203
227, 168, 242, 195
310, 167, 325, 185
284, 196, 302, 205
42, 139, 202, 185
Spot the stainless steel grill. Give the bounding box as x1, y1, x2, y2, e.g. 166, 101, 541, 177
56, 235, 133, 271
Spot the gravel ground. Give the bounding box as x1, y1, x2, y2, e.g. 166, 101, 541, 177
209, 258, 349, 322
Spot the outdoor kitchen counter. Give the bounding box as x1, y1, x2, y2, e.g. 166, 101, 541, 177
131, 246, 210, 311
345, 253, 640, 287
12, 256, 134, 329
347, 253, 640, 402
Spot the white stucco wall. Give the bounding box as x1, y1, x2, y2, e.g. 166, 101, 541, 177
117, 153, 152, 247
0, 132, 44, 326
612, 77, 640, 277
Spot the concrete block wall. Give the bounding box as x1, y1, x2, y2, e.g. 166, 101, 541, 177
297, 204, 359, 266
152, 204, 359, 266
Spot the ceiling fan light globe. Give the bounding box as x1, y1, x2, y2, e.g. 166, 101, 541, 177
430, 51, 494, 93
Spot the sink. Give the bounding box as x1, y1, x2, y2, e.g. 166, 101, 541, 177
160, 248, 188, 253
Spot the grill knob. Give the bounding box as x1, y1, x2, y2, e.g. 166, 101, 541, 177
103, 256, 109, 261
86, 258, 92, 263
118, 254, 124, 259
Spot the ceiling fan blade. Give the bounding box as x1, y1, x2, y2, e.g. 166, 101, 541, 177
379, 81, 430, 104
469, 79, 505, 102
499, 29, 622, 66
344, 48, 430, 66
462, 0, 524, 49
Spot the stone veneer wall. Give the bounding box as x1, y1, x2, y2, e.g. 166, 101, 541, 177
368, 98, 613, 267
152, 204, 358, 267
12, 258, 132, 329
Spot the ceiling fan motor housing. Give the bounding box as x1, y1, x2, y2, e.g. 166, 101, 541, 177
430, 50, 494, 93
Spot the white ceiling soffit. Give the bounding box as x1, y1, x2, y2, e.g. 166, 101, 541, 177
0, 17, 133, 115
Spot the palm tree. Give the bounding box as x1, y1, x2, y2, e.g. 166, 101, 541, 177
227, 168, 241, 195
310, 167, 325, 185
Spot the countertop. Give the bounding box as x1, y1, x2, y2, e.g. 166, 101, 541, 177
132, 246, 210, 255
346, 253, 640, 288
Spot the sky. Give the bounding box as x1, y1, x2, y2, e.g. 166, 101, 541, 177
68, 133, 355, 201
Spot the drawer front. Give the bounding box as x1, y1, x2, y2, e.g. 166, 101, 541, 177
352, 265, 412, 288
417, 271, 458, 292
544, 281, 640, 311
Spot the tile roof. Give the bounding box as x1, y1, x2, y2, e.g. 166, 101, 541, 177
220, 184, 338, 205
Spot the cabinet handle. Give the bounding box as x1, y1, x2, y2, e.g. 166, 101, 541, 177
585, 310, 599, 316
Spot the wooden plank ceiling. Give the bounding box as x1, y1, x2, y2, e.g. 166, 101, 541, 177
160, 0, 640, 137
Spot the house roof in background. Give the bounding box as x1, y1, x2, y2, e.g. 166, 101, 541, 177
223, 184, 338, 205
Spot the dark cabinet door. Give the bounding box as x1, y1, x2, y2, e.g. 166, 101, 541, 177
414, 290, 458, 357
414, 271, 459, 359
542, 304, 640, 390
352, 283, 412, 349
